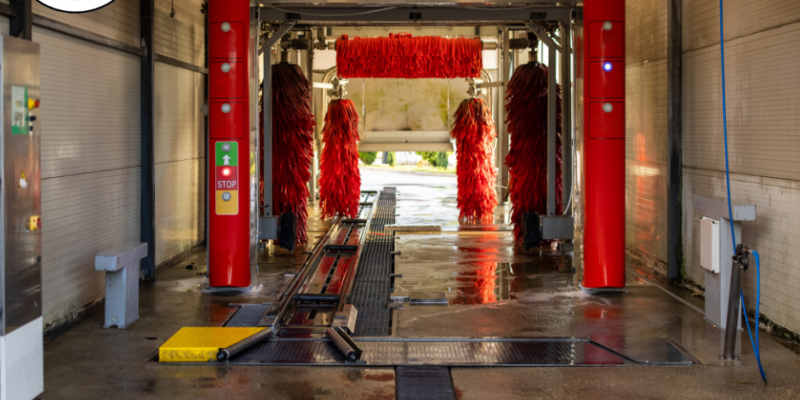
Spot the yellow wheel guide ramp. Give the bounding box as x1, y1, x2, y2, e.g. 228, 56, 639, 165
159, 327, 266, 362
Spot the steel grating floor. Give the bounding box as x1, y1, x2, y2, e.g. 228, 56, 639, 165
203, 337, 694, 367
396, 366, 456, 400
225, 305, 270, 327
350, 187, 397, 336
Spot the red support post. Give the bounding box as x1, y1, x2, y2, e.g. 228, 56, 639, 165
207, 0, 251, 287
582, 0, 626, 288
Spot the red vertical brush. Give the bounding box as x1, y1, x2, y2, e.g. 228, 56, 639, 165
451, 98, 497, 223
319, 99, 361, 219
505, 63, 563, 244
265, 62, 316, 245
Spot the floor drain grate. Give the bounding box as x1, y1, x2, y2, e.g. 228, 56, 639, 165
347, 187, 396, 336
396, 366, 456, 400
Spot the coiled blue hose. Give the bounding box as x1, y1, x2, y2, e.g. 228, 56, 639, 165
720, 0, 766, 383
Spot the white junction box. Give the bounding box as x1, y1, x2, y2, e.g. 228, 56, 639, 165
700, 217, 720, 273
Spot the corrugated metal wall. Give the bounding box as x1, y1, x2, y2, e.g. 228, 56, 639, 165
153, 0, 206, 265
625, 0, 669, 272
154, 63, 205, 265
682, 0, 800, 336
35, 27, 142, 329
0, 0, 207, 328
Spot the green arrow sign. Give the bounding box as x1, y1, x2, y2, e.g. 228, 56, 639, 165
215, 142, 238, 166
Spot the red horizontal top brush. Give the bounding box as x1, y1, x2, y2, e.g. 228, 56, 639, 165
336, 33, 483, 79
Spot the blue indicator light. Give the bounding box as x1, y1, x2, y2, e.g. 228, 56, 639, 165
603, 62, 613, 72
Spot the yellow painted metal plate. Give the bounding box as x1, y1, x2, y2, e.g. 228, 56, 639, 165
159, 327, 264, 362
215, 190, 238, 215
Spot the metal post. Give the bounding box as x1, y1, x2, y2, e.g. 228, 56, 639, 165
260, 22, 294, 219
203, 0, 208, 242
307, 36, 316, 204
262, 38, 273, 217
140, 0, 156, 281
9, 0, 31, 40
560, 21, 572, 216
723, 258, 742, 359
667, 0, 683, 281
497, 26, 510, 204
547, 42, 557, 216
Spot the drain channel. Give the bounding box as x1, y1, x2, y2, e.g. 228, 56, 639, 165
350, 187, 397, 336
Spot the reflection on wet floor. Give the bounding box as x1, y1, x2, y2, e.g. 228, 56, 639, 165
42, 169, 800, 398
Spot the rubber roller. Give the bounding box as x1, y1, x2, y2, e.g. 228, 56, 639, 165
216, 328, 274, 361
326, 326, 362, 362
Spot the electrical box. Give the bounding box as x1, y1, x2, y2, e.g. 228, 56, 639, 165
0, 35, 43, 400
700, 217, 720, 273
542, 216, 575, 240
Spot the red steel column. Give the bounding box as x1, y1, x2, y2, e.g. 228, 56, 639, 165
207, 0, 250, 287
582, 0, 626, 288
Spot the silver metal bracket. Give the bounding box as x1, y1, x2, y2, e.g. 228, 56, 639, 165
329, 77, 348, 100
466, 78, 485, 98
524, 21, 561, 51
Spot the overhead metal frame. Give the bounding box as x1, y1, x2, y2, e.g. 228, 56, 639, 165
258, 6, 572, 25
255, 4, 577, 236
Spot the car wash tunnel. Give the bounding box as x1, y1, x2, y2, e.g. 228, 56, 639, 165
4, 0, 800, 399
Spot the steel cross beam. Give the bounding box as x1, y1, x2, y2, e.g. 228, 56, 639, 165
524, 21, 561, 51
258, 6, 572, 25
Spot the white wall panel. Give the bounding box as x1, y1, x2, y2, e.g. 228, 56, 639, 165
34, 26, 141, 328
683, 22, 800, 181
41, 170, 140, 327
682, 0, 800, 338
624, 0, 668, 272
683, 168, 800, 335
155, 0, 206, 66
154, 62, 206, 265
37, 30, 141, 179
625, 60, 668, 271
683, 0, 800, 52
33, 0, 140, 47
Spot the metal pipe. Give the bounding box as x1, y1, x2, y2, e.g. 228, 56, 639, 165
723, 258, 742, 359
547, 41, 557, 216
295, 293, 341, 302
307, 36, 317, 204
216, 328, 274, 361
560, 21, 572, 216
324, 245, 358, 251
326, 326, 362, 362
497, 26, 510, 204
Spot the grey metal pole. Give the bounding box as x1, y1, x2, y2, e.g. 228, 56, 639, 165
560, 21, 572, 216
547, 42, 557, 216
259, 22, 294, 218
497, 26, 510, 205
667, 0, 683, 281
140, 0, 156, 280
723, 258, 742, 359
262, 44, 273, 217
307, 38, 317, 204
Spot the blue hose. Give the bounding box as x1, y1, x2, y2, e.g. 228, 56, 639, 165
720, 0, 766, 383
741, 250, 766, 382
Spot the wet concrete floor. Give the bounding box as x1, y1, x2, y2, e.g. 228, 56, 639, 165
43, 169, 800, 398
